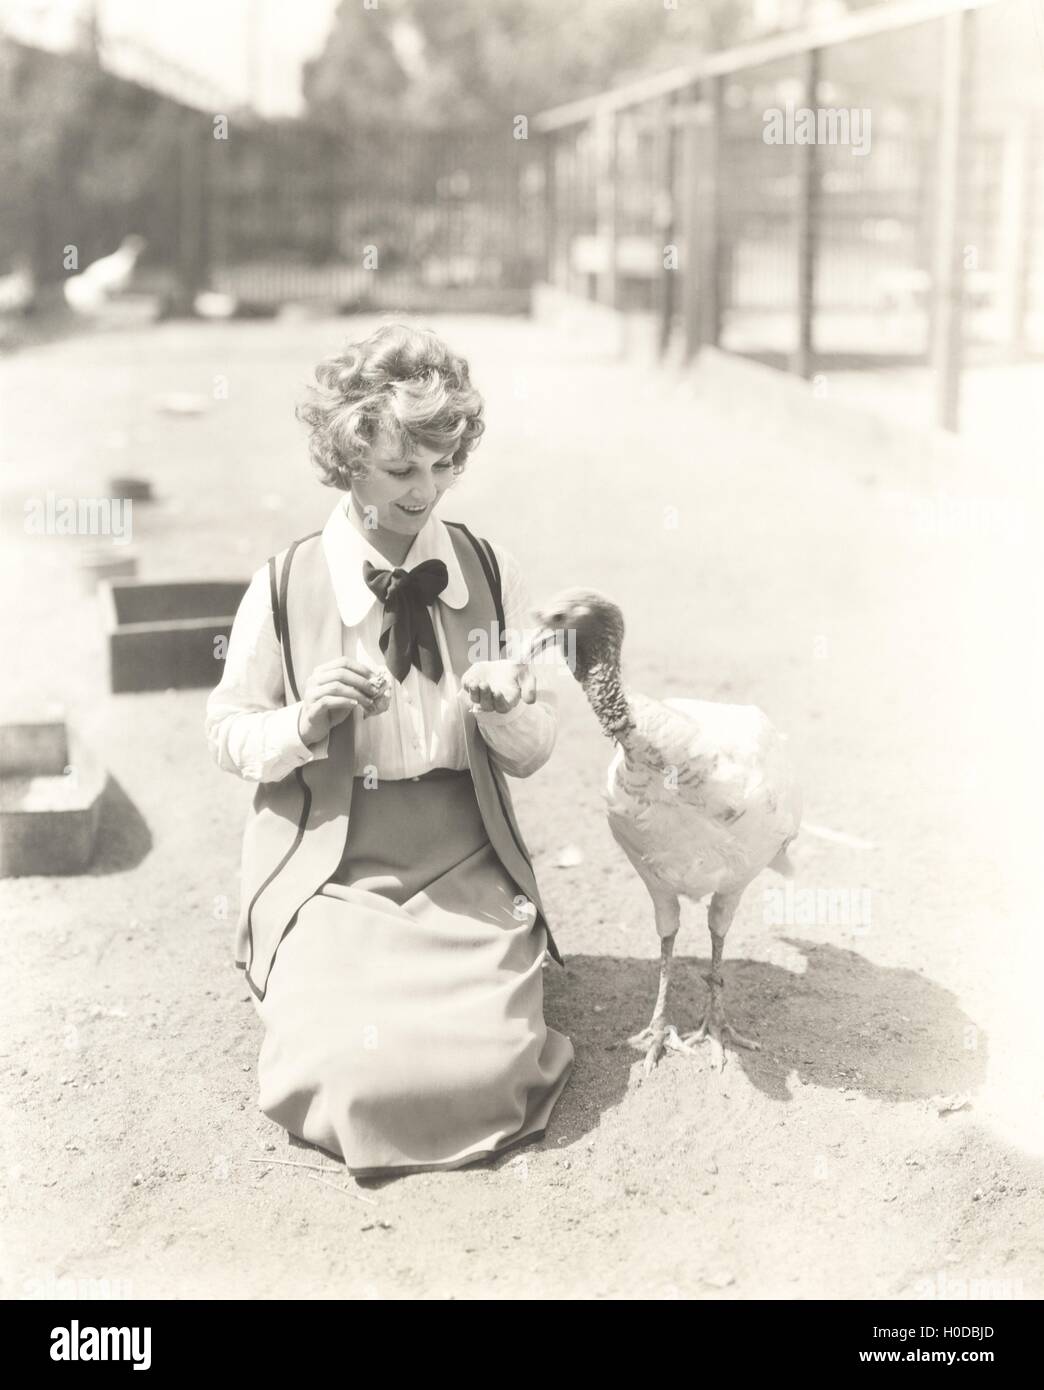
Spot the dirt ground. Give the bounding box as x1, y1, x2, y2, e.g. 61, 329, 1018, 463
2, 313, 1042, 1300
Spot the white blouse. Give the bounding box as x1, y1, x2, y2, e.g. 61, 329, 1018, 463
205, 495, 557, 784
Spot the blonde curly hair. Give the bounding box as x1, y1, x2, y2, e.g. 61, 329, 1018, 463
296, 323, 485, 490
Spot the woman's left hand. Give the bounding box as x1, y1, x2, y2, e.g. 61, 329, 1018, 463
461, 660, 537, 714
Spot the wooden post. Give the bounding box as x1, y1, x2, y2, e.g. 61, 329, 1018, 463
698, 74, 724, 351
596, 106, 619, 309
930, 6, 976, 432
680, 93, 703, 363
542, 132, 558, 288
567, 128, 582, 300
680, 77, 720, 362
176, 113, 208, 314
656, 93, 678, 358
791, 46, 820, 379
996, 112, 1032, 358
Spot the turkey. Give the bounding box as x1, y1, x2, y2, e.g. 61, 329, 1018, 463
527, 588, 802, 1074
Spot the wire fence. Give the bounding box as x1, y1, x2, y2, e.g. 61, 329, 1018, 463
534, 0, 1041, 428
3, 1, 1038, 430
205, 121, 544, 311
0, 35, 545, 317
0, 38, 192, 295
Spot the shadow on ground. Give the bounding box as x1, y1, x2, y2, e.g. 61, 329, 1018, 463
88, 774, 152, 873
341, 940, 988, 1188
539, 939, 988, 1130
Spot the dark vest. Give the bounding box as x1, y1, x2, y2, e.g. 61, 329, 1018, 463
234, 521, 563, 998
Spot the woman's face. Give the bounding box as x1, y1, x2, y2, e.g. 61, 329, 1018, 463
350, 441, 459, 537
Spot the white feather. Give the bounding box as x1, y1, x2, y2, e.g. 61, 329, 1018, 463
605, 692, 802, 906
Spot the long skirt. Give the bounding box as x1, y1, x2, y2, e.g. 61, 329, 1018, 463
252, 767, 574, 1177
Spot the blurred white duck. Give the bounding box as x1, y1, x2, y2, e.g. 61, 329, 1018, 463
0, 259, 35, 315
528, 589, 802, 1074
63, 234, 146, 315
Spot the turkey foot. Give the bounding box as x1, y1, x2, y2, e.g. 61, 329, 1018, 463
627, 1021, 693, 1075
683, 972, 760, 1071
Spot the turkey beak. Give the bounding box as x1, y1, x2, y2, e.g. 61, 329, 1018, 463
522, 613, 561, 664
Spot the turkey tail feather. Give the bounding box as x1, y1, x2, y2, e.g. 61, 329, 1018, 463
801, 822, 876, 850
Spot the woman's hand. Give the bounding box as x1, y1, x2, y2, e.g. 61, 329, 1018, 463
460, 660, 537, 714
297, 657, 381, 744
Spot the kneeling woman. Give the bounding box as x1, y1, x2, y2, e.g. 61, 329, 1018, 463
205, 324, 573, 1177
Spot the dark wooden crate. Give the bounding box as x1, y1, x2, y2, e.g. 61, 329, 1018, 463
101, 579, 248, 693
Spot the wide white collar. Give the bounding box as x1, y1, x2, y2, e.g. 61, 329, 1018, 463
320, 494, 469, 628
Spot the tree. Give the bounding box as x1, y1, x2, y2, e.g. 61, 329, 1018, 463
302, 0, 759, 132
301, 0, 414, 128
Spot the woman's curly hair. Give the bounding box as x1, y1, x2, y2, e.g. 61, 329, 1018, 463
296, 323, 485, 489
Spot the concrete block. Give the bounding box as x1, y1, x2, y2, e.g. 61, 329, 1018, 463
0, 714, 105, 875
101, 578, 248, 693
0, 713, 68, 775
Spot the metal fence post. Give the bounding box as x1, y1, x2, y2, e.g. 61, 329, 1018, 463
931, 5, 976, 432
791, 46, 820, 380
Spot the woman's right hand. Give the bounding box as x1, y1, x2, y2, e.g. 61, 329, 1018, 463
297, 657, 381, 745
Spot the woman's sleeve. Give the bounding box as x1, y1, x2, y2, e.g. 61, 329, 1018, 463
470, 543, 558, 779
204, 566, 330, 782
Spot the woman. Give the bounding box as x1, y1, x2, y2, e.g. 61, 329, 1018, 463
205, 323, 573, 1178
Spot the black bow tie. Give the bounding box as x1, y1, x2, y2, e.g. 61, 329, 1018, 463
362, 557, 449, 685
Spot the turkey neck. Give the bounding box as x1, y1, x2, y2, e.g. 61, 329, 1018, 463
580, 641, 635, 741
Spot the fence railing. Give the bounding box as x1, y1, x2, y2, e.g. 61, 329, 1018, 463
533, 0, 1038, 431
5, 0, 1038, 431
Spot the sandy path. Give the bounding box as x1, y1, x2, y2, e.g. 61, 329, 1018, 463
2, 314, 1040, 1299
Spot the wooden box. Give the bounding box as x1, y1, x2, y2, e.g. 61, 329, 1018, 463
0, 714, 105, 876
101, 579, 248, 693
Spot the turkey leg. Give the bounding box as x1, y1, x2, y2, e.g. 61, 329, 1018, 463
626, 894, 691, 1074
685, 889, 760, 1069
